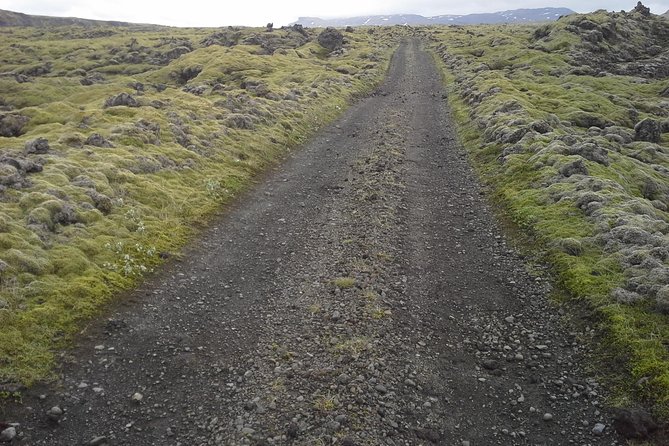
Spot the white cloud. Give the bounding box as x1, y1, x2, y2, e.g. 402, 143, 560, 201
0, 0, 668, 26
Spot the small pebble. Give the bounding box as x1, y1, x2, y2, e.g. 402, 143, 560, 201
88, 436, 108, 446
592, 423, 606, 435
47, 406, 63, 421
0, 427, 17, 442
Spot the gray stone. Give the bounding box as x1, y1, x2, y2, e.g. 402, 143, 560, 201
104, 93, 139, 108
592, 423, 606, 435
634, 118, 662, 143
0, 427, 16, 442
559, 159, 589, 177
613, 408, 658, 439
611, 288, 642, 304
0, 113, 29, 137
46, 406, 63, 421
317, 27, 344, 52
24, 137, 50, 154
337, 373, 351, 384
85, 133, 114, 148
0, 164, 22, 187
89, 436, 108, 445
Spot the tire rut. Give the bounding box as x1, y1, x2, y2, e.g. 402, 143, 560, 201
7, 40, 622, 446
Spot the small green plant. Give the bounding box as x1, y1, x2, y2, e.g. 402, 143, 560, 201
333, 277, 356, 289
0, 390, 22, 403
103, 242, 156, 277
205, 178, 227, 199
124, 208, 146, 234
313, 392, 338, 412
334, 337, 369, 356
369, 305, 390, 319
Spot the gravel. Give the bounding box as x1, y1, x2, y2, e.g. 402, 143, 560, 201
4, 40, 622, 445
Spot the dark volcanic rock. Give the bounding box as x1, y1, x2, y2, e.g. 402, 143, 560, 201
559, 159, 589, 177
104, 93, 139, 108
0, 163, 23, 186
632, 1, 651, 16
318, 27, 344, 52
634, 118, 662, 142
80, 72, 105, 86
85, 133, 114, 148
171, 66, 202, 85
0, 113, 29, 137
613, 408, 658, 439
24, 137, 50, 154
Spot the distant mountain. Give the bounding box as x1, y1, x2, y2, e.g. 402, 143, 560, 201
0, 8, 135, 27
662, 10, 669, 19
293, 7, 575, 27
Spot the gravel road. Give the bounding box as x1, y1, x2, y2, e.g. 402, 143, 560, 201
5, 40, 622, 445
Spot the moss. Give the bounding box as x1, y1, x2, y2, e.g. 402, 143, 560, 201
26, 207, 52, 228
0, 23, 399, 386
426, 17, 669, 418
3, 248, 52, 275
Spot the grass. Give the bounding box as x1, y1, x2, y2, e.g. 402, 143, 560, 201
333, 277, 357, 289
313, 392, 338, 412
0, 24, 400, 387
424, 11, 669, 419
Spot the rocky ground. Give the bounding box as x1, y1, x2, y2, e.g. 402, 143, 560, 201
2, 40, 625, 445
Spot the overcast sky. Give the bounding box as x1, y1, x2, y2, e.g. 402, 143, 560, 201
1, 0, 668, 27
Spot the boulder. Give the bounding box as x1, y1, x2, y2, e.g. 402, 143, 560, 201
318, 27, 344, 52
80, 72, 105, 86
0, 164, 22, 186
634, 118, 662, 142
85, 133, 114, 148
88, 191, 113, 214
170, 66, 202, 85
632, 1, 651, 16
559, 159, 589, 177
568, 111, 609, 129
291, 24, 309, 38
25, 137, 50, 154
224, 114, 254, 130
0, 113, 29, 137
104, 93, 139, 108
613, 408, 658, 439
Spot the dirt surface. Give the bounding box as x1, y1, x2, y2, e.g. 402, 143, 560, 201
4, 40, 623, 445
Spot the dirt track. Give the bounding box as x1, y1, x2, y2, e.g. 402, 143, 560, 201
6, 40, 622, 445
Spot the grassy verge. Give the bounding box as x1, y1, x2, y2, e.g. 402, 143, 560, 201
0, 24, 402, 387
423, 11, 669, 418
